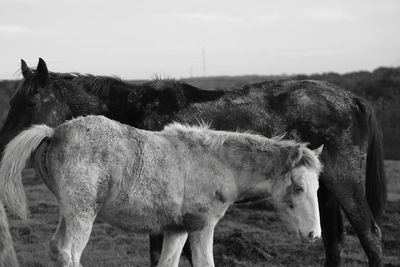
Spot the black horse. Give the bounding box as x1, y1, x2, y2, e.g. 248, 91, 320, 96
0, 59, 386, 267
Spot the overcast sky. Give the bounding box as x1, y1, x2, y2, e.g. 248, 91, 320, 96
0, 0, 399, 79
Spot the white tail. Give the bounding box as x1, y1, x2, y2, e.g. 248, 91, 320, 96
0, 125, 54, 219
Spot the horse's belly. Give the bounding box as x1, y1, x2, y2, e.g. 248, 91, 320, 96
98, 208, 156, 233
98, 193, 222, 234
98, 190, 183, 233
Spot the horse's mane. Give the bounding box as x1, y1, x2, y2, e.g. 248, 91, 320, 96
18, 69, 189, 99
162, 122, 322, 172
163, 122, 292, 152
18, 69, 126, 97
17, 70, 75, 96
71, 74, 124, 97
163, 122, 322, 170
147, 76, 178, 89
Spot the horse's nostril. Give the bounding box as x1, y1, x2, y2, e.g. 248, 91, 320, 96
308, 231, 315, 239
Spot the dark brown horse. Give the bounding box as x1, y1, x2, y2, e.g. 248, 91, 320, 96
0, 58, 386, 266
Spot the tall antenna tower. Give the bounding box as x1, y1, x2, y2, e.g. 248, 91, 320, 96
202, 46, 206, 77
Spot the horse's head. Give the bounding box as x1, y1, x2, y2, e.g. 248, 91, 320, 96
0, 59, 90, 156
273, 145, 323, 243
0, 59, 67, 153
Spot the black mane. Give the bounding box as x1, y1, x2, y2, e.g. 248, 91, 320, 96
19, 69, 125, 98
18, 67, 226, 113
71, 74, 125, 97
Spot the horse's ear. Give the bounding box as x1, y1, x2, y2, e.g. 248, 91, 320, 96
21, 59, 33, 79
313, 145, 324, 157
287, 145, 303, 168
36, 58, 49, 87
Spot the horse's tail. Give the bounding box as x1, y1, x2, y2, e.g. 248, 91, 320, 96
0, 124, 54, 220
355, 96, 386, 222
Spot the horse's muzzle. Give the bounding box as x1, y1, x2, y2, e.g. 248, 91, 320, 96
300, 231, 321, 243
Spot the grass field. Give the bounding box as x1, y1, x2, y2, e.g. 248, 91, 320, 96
7, 161, 400, 267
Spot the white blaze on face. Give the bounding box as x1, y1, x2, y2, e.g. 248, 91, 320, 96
291, 166, 321, 242
276, 165, 321, 242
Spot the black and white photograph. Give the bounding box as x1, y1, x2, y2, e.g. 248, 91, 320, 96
0, 0, 399, 266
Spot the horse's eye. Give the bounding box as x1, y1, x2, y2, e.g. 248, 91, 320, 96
27, 100, 37, 109
292, 184, 304, 194
27, 94, 40, 108
289, 204, 295, 209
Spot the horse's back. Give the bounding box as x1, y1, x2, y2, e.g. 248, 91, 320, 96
47, 116, 148, 177
258, 80, 363, 143
53, 115, 126, 142
250, 80, 357, 118
176, 80, 363, 146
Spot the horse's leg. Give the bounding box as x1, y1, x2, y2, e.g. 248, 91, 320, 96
0, 202, 18, 267
189, 224, 216, 267
55, 213, 95, 267
318, 184, 345, 267
325, 149, 382, 267
150, 233, 193, 267
157, 231, 188, 267
49, 214, 67, 263
149, 234, 163, 267
182, 239, 193, 265
335, 180, 382, 266
53, 177, 102, 266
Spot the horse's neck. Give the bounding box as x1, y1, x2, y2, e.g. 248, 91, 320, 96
215, 145, 285, 202
95, 83, 141, 124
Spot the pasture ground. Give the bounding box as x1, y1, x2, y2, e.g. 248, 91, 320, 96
7, 161, 400, 266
